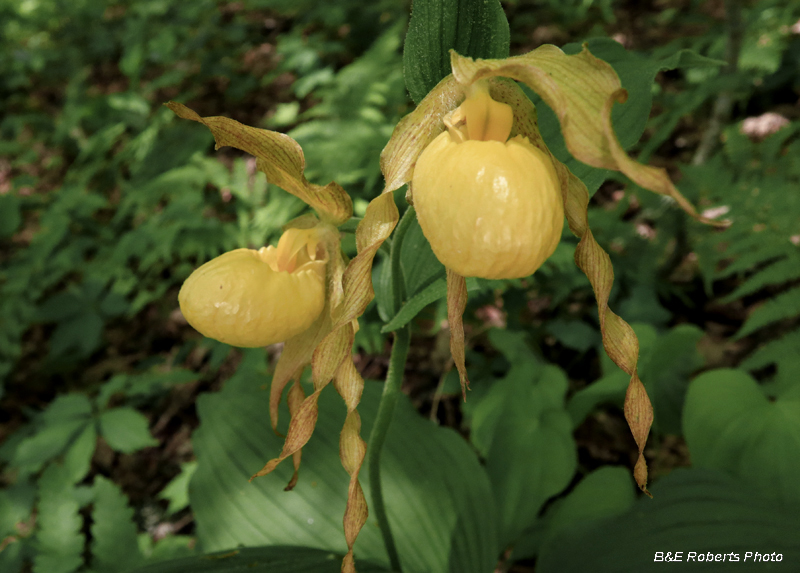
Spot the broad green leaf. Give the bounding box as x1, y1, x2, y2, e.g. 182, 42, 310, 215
545, 319, 600, 353
99, 408, 158, 454
190, 374, 498, 573
512, 466, 636, 560
62, 423, 97, 484
537, 469, 800, 572
683, 369, 800, 504
403, 0, 509, 104
643, 324, 703, 435
566, 370, 629, 429
12, 419, 90, 471
470, 329, 576, 547
399, 214, 445, 298
34, 464, 84, 573
158, 462, 198, 516
381, 276, 481, 333
91, 477, 144, 573
128, 546, 390, 573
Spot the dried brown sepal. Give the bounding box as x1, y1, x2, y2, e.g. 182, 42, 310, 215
283, 379, 306, 491
479, 78, 655, 494
446, 269, 470, 400
380, 77, 464, 195
166, 102, 353, 225
334, 359, 368, 573
448, 48, 726, 227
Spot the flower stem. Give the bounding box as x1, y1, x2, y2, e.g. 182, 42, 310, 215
367, 325, 409, 572
390, 206, 415, 312
367, 205, 415, 572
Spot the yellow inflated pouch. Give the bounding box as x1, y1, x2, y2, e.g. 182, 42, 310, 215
412, 83, 564, 279
178, 228, 327, 347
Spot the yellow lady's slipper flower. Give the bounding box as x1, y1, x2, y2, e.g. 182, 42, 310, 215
179, 227, 328, 348
380, 46, 725, 497
413, 83, 564, 279
167, 101, 399, 573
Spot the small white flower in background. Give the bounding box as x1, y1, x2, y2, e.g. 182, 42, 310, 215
741, 112, 790, 140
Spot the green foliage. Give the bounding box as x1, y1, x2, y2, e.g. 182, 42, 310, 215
511, 466, 636, 560
537, 469, 800, 571
92, 477, 145, 572
288, 22, 408, 197
468, 329, 576, 547
34, 465, 84, 573
189, 354, 498, 573
403, 0, 510, 104
685, 122, 800, 388
98, 407, 159, 453
683, 369, 800, 505
0, 366, 197, 572
3, 0, 799, 571
533, 38, 724, 196
130, 546, 390, 573
158, 461, 198, 516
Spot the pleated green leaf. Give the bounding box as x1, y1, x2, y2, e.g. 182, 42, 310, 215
403, 0, 509, 104
469, 330, 576, 547
190, 375, 498, 573
129, 546, 390, 573
511, 466, 636, 560
537, 469, 800, 572
683, 369, 800, 504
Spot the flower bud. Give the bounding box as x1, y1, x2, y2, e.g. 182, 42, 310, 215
179, 228, 327, 347
412, 84, 564, 279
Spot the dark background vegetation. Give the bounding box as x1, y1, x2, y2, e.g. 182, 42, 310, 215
1, 0, 799, 571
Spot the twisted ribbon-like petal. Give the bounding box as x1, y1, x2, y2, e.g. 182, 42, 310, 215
166, 102, 353, 225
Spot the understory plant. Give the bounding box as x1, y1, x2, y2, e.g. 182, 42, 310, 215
161, 1, 730, 571
4, 0, 800, 572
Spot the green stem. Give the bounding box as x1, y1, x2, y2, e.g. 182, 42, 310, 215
367, 205, 415, 572
367, 326, 409, 572
389, 206, 415, 314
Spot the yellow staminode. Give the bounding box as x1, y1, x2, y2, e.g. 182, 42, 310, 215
412, 83, 564, 279
179, 228, 327, 347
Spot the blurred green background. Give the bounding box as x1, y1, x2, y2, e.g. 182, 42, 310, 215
1, 0, 799, 571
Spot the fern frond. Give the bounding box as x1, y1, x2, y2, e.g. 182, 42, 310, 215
716, 240, 792, 279
736, 286, 800, 339
721, 256, 800, 303
740, 329, 800, 372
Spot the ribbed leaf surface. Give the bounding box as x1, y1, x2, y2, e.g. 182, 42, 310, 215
190, 376, 498, 573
